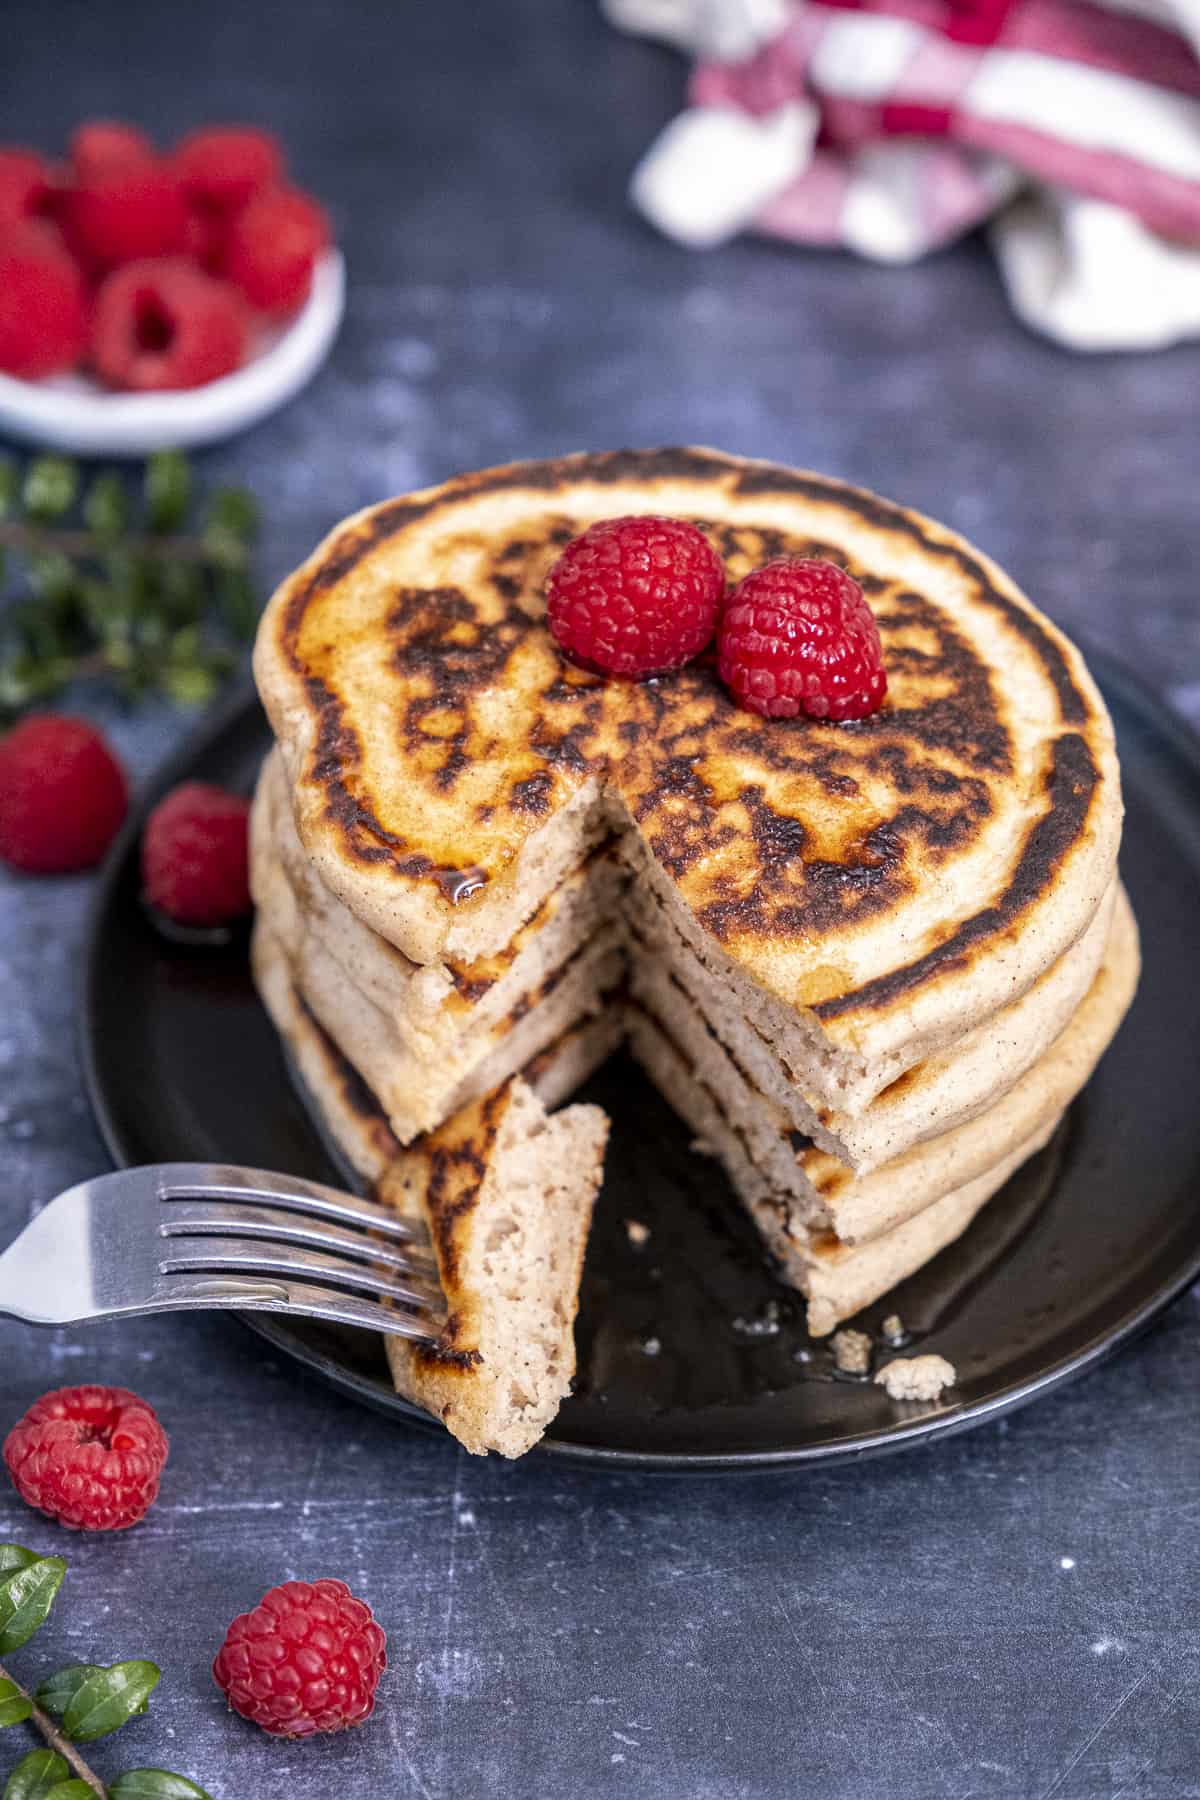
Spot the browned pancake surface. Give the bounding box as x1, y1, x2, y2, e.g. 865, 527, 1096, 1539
260, 449, 1118, 1033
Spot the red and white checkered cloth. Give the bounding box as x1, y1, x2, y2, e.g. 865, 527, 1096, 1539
604, 0, 1200, 347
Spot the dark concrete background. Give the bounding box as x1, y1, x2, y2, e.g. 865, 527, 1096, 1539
1, 3, 1198, 1795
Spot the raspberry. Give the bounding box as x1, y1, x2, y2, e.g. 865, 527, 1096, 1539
70, 121, 156, 182
61, 160, 189, 271
213, 1578, 387, 1738
0, 715, 127, 873
717, 558, 888, 721
0, 148, 49, 230
142, 781, 252, 926
91, 258, 247, 391
0, 229, 87, 378
183, 206, 224, 274
546, 515, 725, 678
4, 1386, 168, 1532
222, 185, 328, 314
2, 217, 71, 259
175, 126, 284, 214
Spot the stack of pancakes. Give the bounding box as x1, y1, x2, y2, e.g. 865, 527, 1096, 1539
251, 449, 1135, 1419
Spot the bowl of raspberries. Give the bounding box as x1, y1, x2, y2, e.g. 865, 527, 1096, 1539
0, 121, 343, 453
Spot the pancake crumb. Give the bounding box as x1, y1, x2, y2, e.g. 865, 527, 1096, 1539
831, 1328, 872, 1376
625, 1218, 650, 1248
732, 1300, 782, 1340
874, 1354, 956, 1402
881, 1313, 908, 1348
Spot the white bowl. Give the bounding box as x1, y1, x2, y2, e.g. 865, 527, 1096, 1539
0, 249, 345, 457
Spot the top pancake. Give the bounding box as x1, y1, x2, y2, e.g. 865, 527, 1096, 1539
255, 448, 1121, 1069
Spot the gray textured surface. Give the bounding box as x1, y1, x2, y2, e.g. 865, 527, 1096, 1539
2, 3, 1199, 1796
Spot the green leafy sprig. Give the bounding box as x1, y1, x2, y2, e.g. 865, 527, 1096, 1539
0, 450, 259, 722
0, 1543, 210, 1800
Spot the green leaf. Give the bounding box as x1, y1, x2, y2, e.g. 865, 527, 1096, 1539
217, 567, 258, 641
29, 552, 78, 607
22, 457, 78, 522
83, 578, 134, 641
61, 1659, 160, 1742
159, 560, 205, 626
133, 610, 168, 654
0, 1556, 66, 1653
206, 486, 257, 544
0, 645, 76, 710
10, 597, 67, 667
4, 1751, 70, 1800
168, 623, 200, 660
83, 472, 128, 540
104, 551, 150, 615
0, 1546, 41, 1577
144, 451, 191, 532
0, 459, 18, 520
0, 444, 258, 723
0, 656, 52, 715
34, 1667, 100, 1721
162, 664, 218, 708
111, 1773, 215, 1800
0, 1678, 31, 1728
41, 1784, 94, 1798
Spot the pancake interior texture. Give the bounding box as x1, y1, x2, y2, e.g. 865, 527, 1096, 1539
626, 887, 1138, 1331
251, 448, 1136, 1453
255, 448, 1122, 1105
252, 921, 615, 1457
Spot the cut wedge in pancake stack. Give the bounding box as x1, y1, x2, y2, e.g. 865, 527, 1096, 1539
250, 447, 1135, 1456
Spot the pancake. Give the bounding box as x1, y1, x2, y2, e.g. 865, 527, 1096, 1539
252, 923, 612, 1457
252, 918, 622, 1183
796, 1121, 1063, 1340
255, 448, 1121, 1108
252, 919, 401, 1184
376, 1080, 608, 1459
257, 926, 1065, 1377
631, 992, 1065, 1336
625, 876, 1117, 1172
626, 887, 1138, 1330
259, 712, 1115, 1168
253, 798, 625, 1143
254, 748, 628, 1064
255, 872, 1137, 1345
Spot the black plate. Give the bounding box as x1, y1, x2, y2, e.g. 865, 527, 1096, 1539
82, 660, 1200, 1470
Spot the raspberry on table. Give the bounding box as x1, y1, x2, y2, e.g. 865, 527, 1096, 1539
141, 780, 252, 926
61, 160, 190, 271
222, 185, 329, 315
3, 1385, 168, 1532
91, 257, 247, 392
546, 514, 726, 679
0, 147, 50, 229
175, 126, 284, 215
70, 120, 156, 182
0, 715, 128, 873
213, 1578, 387, 1738
717, 557, 888, 721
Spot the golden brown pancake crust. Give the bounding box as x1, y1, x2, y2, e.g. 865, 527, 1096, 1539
297, 987, 493, 1374
272, 448, 1110, 1022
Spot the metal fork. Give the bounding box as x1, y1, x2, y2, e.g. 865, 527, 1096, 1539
0, 1163, 445, 1340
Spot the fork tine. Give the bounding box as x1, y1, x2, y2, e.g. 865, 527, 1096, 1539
158, 1237, 446, 1315
159, 1201, 440, 1280
153, 1273, 442, 1342
156, 1163, 430, 1246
